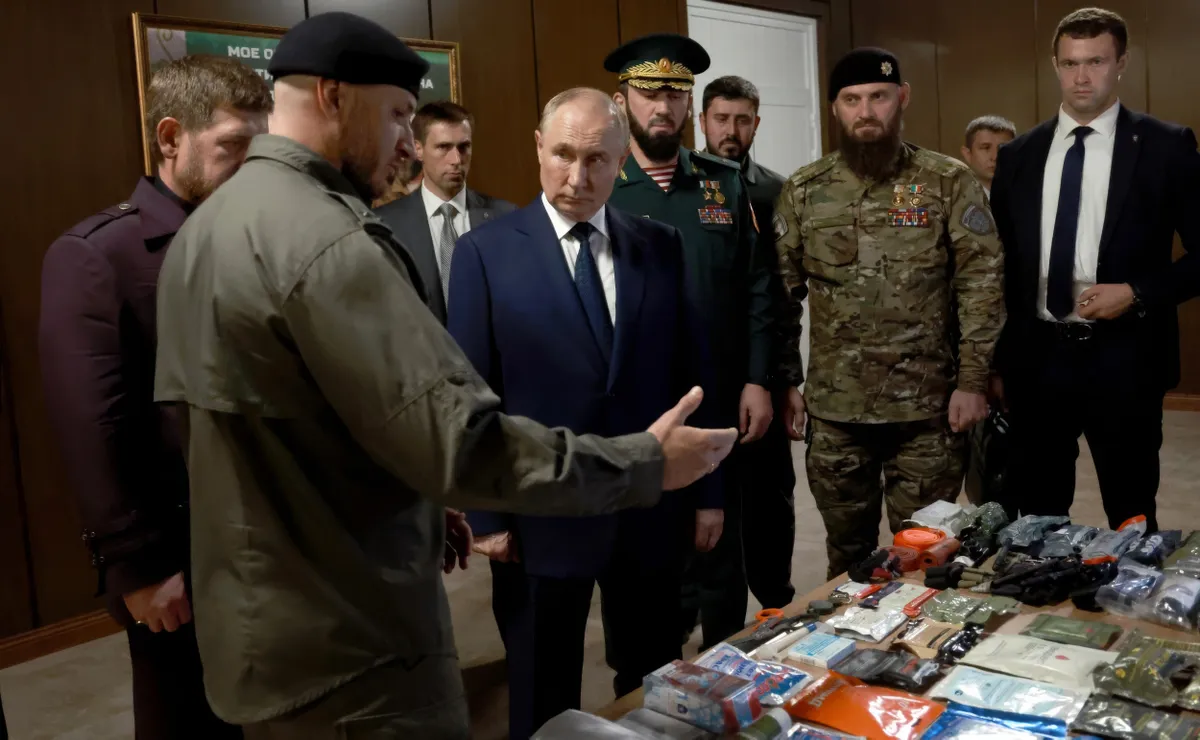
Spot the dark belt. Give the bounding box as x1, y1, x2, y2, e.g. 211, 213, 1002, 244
1038, 319, 1096, 341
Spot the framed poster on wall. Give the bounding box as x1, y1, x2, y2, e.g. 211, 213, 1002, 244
131, 12, 461, 176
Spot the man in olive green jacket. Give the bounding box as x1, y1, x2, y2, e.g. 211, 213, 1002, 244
153, 13, 737, 740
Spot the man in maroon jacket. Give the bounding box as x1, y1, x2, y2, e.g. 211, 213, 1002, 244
38, 55, 270, 739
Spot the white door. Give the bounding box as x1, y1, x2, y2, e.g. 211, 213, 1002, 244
687, 0, 822, 387
686, 0, 823, 176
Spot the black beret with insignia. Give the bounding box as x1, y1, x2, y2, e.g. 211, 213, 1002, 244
828, 47, 902, 101
604, 33, 710, 92
268, 12, 430, 98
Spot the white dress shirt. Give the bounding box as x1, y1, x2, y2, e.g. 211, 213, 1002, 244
421, 183, 471, 286
541, 193, 617, 321
1038, 101, 1120, 322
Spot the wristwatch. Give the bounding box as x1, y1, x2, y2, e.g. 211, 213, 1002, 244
1129, 282, 1147, 318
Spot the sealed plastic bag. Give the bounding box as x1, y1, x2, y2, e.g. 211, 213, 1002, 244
783, 673, 944, 740
1123, 630, 1200, 711
1148, 574, 1200, 630
1164, 532, 1200, 579
1124, 531, 1184, 568
1070, 694, 1200, 740
1019, 614, 1122, 650
1038, 525, 1100, 558
1081, 528, 1143, 563
999, 516, 1071, 550
697, 643, 759, 681
897, 619, 961, 661
959, 634, 1115, 691
825, 607, 907, 642
1096, 562, 1165, 617
832, 648, 942, 691
906, 501, 977, 538
1093, 641, 1198, 709
929, 666, 1090, 722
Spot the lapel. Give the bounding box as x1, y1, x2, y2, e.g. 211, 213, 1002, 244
515, 199, 609, 371
1099, 105, 1140, 259
397, 192, 445, 318
605, 208, 645, 392
466, 189, 496, 231
1018, 119, 1056, 264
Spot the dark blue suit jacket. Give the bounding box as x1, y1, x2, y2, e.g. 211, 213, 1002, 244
447, 198, 719, 578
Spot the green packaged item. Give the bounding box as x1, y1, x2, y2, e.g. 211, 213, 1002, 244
1123, 630, 1200, 711
1093, 640, 1199, 708
1071, 694, 1200, 740
1164, 531, 1200, 580
1020, 614, 1122, 649
968, 596, 1020, 626
924, 591, 983, 625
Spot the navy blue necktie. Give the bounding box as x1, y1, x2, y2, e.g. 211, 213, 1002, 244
1047, 126, 1094, 319
570, 222, 613, 360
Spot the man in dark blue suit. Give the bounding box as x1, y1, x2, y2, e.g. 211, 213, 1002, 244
448, 87, 722, 740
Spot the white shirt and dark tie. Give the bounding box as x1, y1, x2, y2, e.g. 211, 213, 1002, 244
421, 183, 471, 300
540, 193, 618, 322
1038, 101, 1120, 323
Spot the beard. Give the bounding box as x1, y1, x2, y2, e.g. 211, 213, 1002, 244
713, 136, 747, 161
176, 152, 216, 203
838, 109, 904, 181
627, 103, 685, 163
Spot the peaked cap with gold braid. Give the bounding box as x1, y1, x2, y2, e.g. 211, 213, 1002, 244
603, 32, 711, 91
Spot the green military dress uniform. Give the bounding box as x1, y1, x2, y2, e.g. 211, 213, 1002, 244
605, 33, 777, 649
775, 142, 1006, 579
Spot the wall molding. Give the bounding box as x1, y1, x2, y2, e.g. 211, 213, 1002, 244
0, 609, 120, 670
1165, 393, 1200, 412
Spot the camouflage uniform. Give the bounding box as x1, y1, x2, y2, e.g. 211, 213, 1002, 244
774, 143, 1005, 579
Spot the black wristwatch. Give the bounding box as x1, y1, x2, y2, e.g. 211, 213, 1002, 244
1129, 282, 1147, 318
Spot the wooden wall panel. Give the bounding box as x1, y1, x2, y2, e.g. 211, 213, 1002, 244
848, 0, 940, 150
1034, 0, 1147, 122
618, 0, 681, 43
0, 302, 34, 639
155, 0, 303, 26
935, 0, 1038, 154
0, 0, 154, 625
533, 0, 621, 110
308, 0, 430, 37
1146, 0, 1200, 395
434, 0, 541, 206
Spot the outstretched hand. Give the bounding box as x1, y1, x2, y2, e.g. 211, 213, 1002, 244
648, 387, 738, 491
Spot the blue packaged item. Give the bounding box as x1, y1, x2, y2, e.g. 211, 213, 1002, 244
925, 702, 1068, 740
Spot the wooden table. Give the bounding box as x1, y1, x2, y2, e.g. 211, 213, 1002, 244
595, 571, 1199, 722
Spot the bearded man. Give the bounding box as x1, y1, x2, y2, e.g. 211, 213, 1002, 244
773, 47, 1006, 579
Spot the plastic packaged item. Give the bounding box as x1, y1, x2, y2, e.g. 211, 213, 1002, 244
835, 581, 872, 598
825, 607, 907, 642
786, 632, 857, 669
1081, 528, 1142, 563
998, 515, 1071, 550
738, 708, 795, 740
1093, 641, 1199, 708
934, 702, 1070, 738
938, 625, 985, 665
783, 673, 945, 740
957, 502, 1011, 565
862, 581, 904, 608
897, 618, 960, 660
785, 722, 864, 740
959, 634, 1116, 691
1019, 614, 1122, 650
1124, 530, 1184, 568
895, 527, 947, 552
697, 643, 759, 681
1097, 561, 1165, 616
753, 623, 820, 662
616, 708, 718, 739
923, 590, 985, 625
750, 662, 813, 707
1149, 574, 1200, 629
1122, 630, 1200, 711
1038, 525, 1101, 558
1070, 694, 1200, 740
831, 648, 942, 691
1164, 531, 1200, 579
873, 583, 934, 613
929, 665, 1090, 722
643, 660, 763, 733
905, 501, 977, 537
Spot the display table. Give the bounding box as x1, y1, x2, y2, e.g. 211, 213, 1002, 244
594, 571, 1198, 722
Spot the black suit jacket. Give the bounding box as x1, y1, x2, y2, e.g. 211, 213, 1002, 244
375, 187, 516, 324
991, 104, 1200, 393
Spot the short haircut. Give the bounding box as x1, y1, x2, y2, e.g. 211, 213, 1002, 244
539, 87, 630, 151
702, 75, 761, 115
412, 101, 473, 144
1054, 7, 1128, 59
145, 55, 273, 164
964, 115, 1017, 148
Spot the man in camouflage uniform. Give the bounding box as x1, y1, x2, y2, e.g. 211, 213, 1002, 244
774, 48, 1006, 579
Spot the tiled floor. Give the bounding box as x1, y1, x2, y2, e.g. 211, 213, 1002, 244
4, 411, 1200, 739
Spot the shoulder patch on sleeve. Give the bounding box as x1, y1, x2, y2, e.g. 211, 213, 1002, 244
773, 211, 788, 239
788, 153, 840, 187
961, 203, 996, 236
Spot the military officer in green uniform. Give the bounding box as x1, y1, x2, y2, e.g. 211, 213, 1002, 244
775, 48, 1006, 580
605, 34, 777, 648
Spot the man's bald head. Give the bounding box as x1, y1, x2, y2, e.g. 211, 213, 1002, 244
535, 87, 630, 222
270, 74, 417, 202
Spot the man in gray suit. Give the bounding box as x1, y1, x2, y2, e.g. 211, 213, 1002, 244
376, 101, 516, 323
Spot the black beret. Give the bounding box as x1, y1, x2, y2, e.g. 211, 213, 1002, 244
268, 12, 429, 97
604, 33, 710, 91
828, 47, 902, 101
